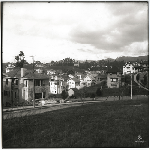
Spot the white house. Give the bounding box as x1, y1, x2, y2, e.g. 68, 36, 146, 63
47, 69, 56, 75
6, 63, 15, 73
68, 88, 79, 97
67, 77, 80, 89
83, 75, 96, 87
49, 79, 62, 94
123, 62, 135, 75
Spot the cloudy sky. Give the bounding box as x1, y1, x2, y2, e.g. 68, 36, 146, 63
3, 2, 148, 63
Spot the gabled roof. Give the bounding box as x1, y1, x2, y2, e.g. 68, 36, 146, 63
99, 74, 107, 78
6, 68, 22, 78
24, 72, 49, 79
69, 77, 80, 83
61, 75, 70, 81
6, 68, 49, 79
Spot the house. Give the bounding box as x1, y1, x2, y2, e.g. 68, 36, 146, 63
83, 74, 96, 87
74, 61, 79, 67
35, 67, 44, 74
47, 69, 56, 75
140, 60, 149, 71
22, 69, 50, 100
61, 75, 70, 89
3, 68, 50, 106
75, 72, 85, 81
6, 63, 15, 73
68, 74, 75, 79
123, 62, 135, 75
49, 74, 69, 94
106, 66, 122, 88
67, 77, 80, 89
95, 74, 107, 84
49, 75, 63, 94
3, 71, 19, 106
68, 88, 79, 97
49, 79, 62, 94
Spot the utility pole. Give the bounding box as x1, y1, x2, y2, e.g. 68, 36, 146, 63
30, 56, 35, 108
131, 73, 132, 100
119, 77, 120, 100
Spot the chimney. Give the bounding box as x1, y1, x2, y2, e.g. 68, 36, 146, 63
21, 68, 27, 78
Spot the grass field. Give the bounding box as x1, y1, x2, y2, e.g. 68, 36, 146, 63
3, 98, 149, 148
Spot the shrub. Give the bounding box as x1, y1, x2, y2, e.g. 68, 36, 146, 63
61, 90, 68, 100
90, 93, 95, 98
96, 88, 102, 96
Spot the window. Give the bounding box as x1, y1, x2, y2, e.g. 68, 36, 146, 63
35, 80, 40, 86
6, 79, 8, 85
15, 92, 16, 98
4, 90, 7, 96
4, 91, 10, 97
111, 78, 118, 82
16, 80, 18, 85
35, 93, 42, 99
111, 84, 117, 87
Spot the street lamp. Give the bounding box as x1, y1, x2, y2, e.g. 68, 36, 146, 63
30, 56, 35, 108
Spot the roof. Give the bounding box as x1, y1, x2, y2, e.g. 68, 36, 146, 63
70, 77, 80, 83
106, 66, 122, 73
61, 75, 70, 81
6, 68, 49, 79
99, 74, 107, 78
6, 68, 22, 78
24, 72, 49, 79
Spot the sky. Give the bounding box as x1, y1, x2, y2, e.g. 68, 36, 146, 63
3, 2, 148, 63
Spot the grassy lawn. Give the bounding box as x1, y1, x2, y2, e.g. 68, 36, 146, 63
3, 98, 149, 148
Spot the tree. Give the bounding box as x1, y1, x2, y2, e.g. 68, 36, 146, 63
136, 74, 140, 82
15, 51, 26, 68
96, 88, 102, 96
61, 90, 68, 100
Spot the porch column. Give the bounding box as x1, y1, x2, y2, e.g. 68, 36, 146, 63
42, 92, 43, 99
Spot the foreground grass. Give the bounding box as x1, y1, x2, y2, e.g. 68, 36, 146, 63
3, 98, 149, 148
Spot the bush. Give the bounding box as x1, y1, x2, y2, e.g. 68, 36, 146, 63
96, 88, 102, 96
90, 93, 95, 98
61, 90, 68, 100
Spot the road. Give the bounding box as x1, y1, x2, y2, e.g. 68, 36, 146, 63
3, 95, 148, 120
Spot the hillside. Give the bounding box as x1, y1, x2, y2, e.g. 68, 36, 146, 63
116, 55, 149, 62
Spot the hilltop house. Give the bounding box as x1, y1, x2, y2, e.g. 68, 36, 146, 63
74, 61, 79, 67
6, 63, 15, 73
106, 66, 122, 88
123, 62, 135, 75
